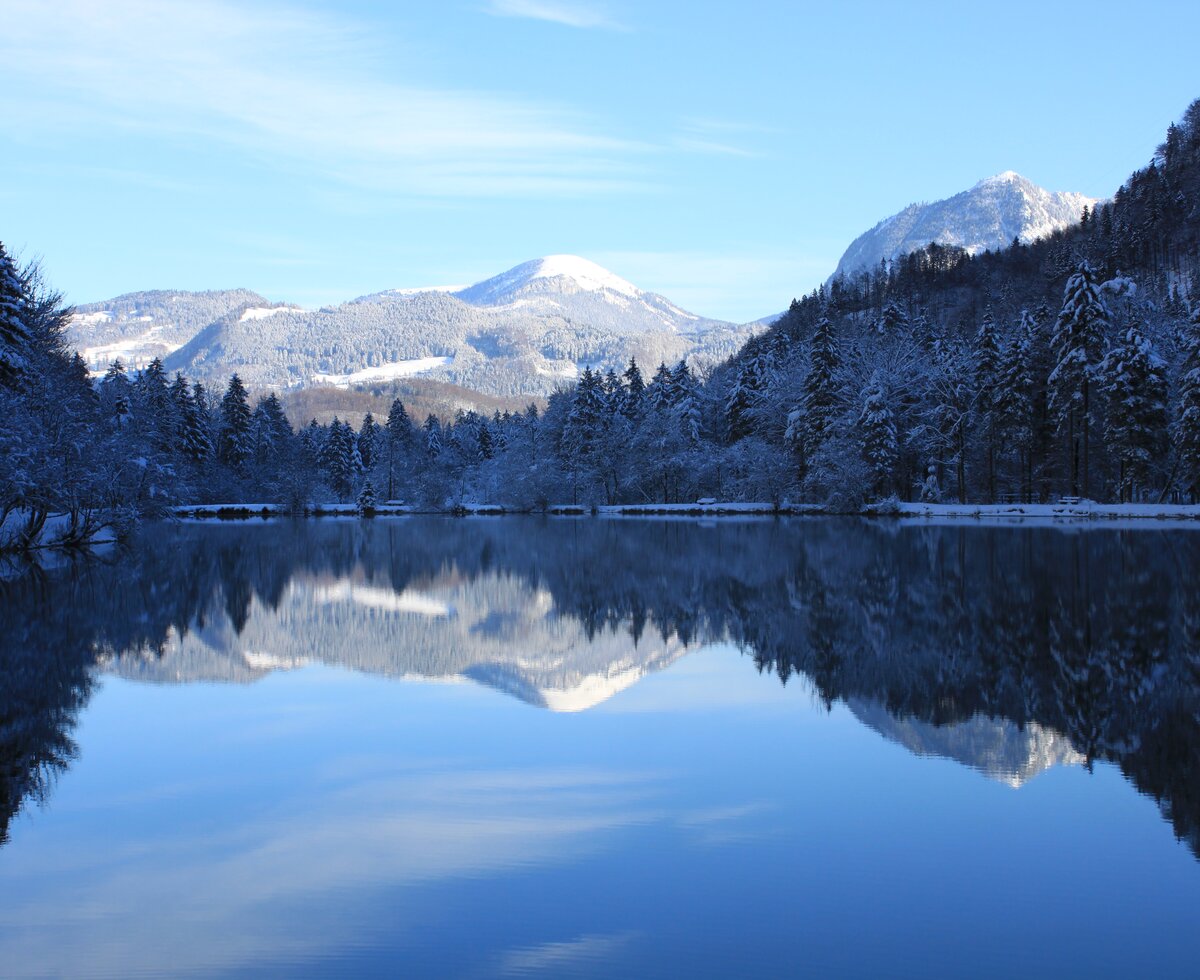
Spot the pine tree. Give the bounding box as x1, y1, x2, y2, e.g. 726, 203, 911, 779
217, 374, 253, 470
385, 398, 414, 499
1101, 317, 1167, 501
622, 357, 646, 417
357, 480, 377, 514
786, 315, 841, 471
859, 373, 897, 499
994, 311, 1037, 500
974, 307, 1001, 500
424, 414, 442, 458
0, 242, 30, 389
180, 386, 213, 463
1048, 263, 1109, 497
649, 362, 676, 411
357, 412, 380, 469
102, 359, 133, 429
320, 418, 354, 500
1176, 307, 1200, 500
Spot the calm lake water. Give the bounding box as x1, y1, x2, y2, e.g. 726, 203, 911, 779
2, 517, 1198, 978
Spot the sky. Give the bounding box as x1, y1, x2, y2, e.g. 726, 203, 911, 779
1, 0, 1198, 323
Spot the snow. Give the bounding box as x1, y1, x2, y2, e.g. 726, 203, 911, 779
73, 310, 114, 325
539, 664, 649, 712
239, 306, 304, 322
81, 326, 184, 372
874, 501, 1200, 526
456, 255, 642, 305
312, 355, 453, 388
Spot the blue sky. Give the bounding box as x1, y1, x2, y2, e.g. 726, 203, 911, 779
1, 0, 1197, 322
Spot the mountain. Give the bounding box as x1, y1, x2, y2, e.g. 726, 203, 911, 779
68, 288, 272, 375
65, 257, 757, 398
107, 568, 691, 713
831, 171, 1097, 281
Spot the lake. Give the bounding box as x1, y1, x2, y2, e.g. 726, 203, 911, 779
1, 517, 1198, 978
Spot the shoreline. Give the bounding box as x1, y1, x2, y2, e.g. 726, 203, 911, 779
166, 500, 1200, 524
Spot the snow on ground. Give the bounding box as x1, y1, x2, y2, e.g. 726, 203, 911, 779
535, 362, 580, 380
311, 355, 453, 387
82, 326, 184, 373
878, 501, 1200, 526
239, 306, 304, 321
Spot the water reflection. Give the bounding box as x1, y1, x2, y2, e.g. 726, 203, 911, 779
2, 517, 1199, 856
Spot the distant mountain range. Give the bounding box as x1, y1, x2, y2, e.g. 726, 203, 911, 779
66, 256, 759, 397
831, 171, 1096, 281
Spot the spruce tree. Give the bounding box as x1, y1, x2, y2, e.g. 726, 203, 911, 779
0, 242, 29, 388
1048, 263, 1109, 498
622, 357, 646, 417
649, 362, 676, 411
974, 307, 1001, 499
217, 374, 253, 470
994, 311, 1036, 499
788, 315, 841, 471
424, 414, 442, 458
1101, 317, 1167, 501
357, 412, 380, 469
859, 373, 897, 499
1176, 308, 1200, 500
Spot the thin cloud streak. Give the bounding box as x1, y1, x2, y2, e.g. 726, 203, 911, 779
483, 0, 628, 31
0, 0, 644, 198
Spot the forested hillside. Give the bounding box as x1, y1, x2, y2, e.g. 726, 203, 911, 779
3, 101, 1200, 542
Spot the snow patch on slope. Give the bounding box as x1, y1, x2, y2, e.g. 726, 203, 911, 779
312, 355, 454, 387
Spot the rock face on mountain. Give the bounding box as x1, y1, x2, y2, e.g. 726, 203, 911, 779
831, 171, 1096, 281
65, 257, 757, 397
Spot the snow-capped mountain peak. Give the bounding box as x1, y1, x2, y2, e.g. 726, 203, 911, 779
455, 255, 640, 305
831, 172, 1097, 282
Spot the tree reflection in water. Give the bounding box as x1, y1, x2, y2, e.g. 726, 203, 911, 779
1, 517, 1197, 855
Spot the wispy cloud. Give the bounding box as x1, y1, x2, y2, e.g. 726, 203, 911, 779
498, 931, 640, 975
0, 0, 645, 198
483, 0, 628, 31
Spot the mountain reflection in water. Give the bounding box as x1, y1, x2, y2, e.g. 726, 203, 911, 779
2, 516, 1198, 856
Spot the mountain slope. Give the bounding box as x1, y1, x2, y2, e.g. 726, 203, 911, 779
70, 257, 758, 397
832, 171, 1096, 281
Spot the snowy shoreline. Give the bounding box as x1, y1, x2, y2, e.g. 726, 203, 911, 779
165, 500, 1200, 524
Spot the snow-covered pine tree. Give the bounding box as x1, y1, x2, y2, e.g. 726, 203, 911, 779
0, 242, 30, 389
1101, 316, 1167, 501
217, 374, 253, 470
673, 361, 703, 446
974, 307, 1001, 500
622, 357, 646, 418
994, 311, 1037, 500
424, 414, 442, 458
649, 362, 676, 412
180, 388, 213, 463
1177, 308, 1200, 500
858, 372, 897, 499
356, 480, 376, 514
787, 315, 841, 470
1048, 262, 1109, 498
357, 412, 380, 469
477, 417, 494, 460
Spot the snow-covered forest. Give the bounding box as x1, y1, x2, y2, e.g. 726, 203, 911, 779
3, 102, 1200, 541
